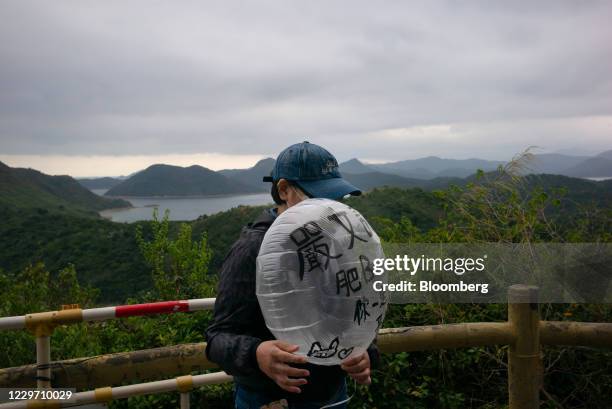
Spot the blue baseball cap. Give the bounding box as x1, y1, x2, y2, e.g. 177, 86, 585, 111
263, 141, 362, 199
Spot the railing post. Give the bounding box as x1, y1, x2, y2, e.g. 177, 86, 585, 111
508, 285, 542, 409
176, 375, 193, 409
25, 313, 55, 389
35, 335, 51, 389
180, 392, 190, 409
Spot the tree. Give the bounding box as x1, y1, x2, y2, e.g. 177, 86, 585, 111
135, 208, 214, 299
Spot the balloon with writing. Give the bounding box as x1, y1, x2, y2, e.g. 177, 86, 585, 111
256, 198, 387, 365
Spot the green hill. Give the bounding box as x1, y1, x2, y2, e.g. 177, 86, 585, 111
461, 172, 612, 209
105, 164, 261, 197
346, 186, 445, 229
523, 174, 611, 203
0, 206, 148, 302
192, 205, 268, 273
0, 161, 130, 216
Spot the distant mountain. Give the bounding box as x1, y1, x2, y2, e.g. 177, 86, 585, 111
562, 157, 612, 178
343, 171, 463, 191
105, 164, 261, 197
339, 159, 374, 174
435, 167, 484, 178
0, 161, 130, 214
528, 153, 590, 174
344, 171, 421, 190
370, 164, 437, 179
364, 150, 611, 180
220, 157, 459, 192
371, 156, 503, 179
596, 150, 612, 160
77, 177, 122, 190
217, 156, 474, 193
219, 158, 275, 192
90, 149, 612, 198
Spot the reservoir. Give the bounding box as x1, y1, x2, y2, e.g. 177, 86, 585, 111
94, 189, 272, 222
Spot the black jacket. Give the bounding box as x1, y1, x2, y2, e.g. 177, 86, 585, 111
205, 208, 380, 402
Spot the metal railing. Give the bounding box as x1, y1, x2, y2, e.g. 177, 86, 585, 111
0, 298, 215, 391
1, 286, 611, 408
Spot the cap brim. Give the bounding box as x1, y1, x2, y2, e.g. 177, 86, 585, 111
296, 177, 362, 200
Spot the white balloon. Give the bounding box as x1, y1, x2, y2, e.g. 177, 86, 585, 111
256, 198, 387, 365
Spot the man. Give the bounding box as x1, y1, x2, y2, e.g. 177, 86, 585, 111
205, 141, 380, 409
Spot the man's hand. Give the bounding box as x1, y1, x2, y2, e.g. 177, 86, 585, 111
340, 351, 371, 385
256, 340, 310, 393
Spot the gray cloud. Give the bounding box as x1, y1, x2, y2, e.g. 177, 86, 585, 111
0, 0, 611, 162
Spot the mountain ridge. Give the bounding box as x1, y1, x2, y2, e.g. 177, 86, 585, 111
0, 161, 130, 214
218, 158, 274, 192
76, 149, 612, 196
105, 163, 262, 197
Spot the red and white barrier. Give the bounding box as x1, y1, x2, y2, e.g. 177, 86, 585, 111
0, 298, 216, 331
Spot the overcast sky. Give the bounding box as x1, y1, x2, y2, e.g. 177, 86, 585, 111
0, 1, 611, 176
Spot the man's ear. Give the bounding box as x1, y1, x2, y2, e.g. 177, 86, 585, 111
276, 179, 290, 201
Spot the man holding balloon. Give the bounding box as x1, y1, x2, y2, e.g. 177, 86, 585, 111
206, 142, 384, 409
